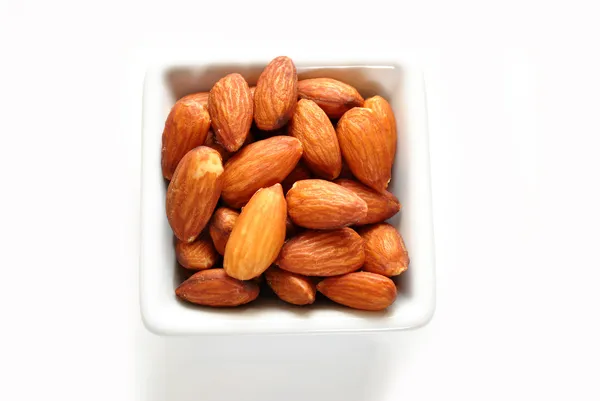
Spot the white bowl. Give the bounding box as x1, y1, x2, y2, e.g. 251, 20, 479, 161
141, 58, 436, 335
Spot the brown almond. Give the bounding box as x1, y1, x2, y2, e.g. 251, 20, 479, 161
221, 136, 303, 208
276, 228, 365, 276
335, 179, 401, 225
288, 99, 342, 179
297, 78, 364, 118
161, 94, 211, 180
281, 161, 312, 194
358, 223, 409, 277
224, 184, 287, 280
166, 147, 223, 242
208, 73, 253, 152
208, 207, 240, 255
176, 268, 259, 307
364, 96, 397, 165
175, 235, 219, 270
254, 56, 297, 130
336, 107, 391, 192
317, 272, 397, 311
265, 266, 316, 305
286, 179, 367, 229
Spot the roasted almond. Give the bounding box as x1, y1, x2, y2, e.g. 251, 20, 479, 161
364, 96, 397, 165
224, 184, 287, 280
317, 272, 397, 311
166, 147, 223, 242
161, 94, 211, 180
276, 228, 365, 276
281, 161, 312, 194
265, 266, 316, 305
335, 179, 401, 225
297, 78, 364, 118
221, 136, 303, 208
336, 107, 392, 192
358, 223, 409, 277
208, 73, 253, 152
286, 179, 367, 229
254, 56, 297, 130
208, 207, 240, 255
175, 235, 219, 270
288, 99, 342, 179
176, 268, 259, 307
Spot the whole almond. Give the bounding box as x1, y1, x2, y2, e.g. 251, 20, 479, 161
208, 207, 240, 255
161, 94, 211, 180
288, 99, 342, 179
286, 179, 367, 229
166, 147, 223, 242
175, 236, 219, 270
281, 161, 312, 194
336, 107, 392, 192
265, 266, 316, 305
277, 228, 365, 276
358, 223, 409, 277
335, 179, 401, 225
208, 73, 253, 152
192, 92, 210, 106
317, 272, 397, 311
221, 136, 303, 208
224, 184, 287, 280
176, 268, 259, 307
297, 78, 364, 118
254, 56, 297, 130
364, 96, 397, 165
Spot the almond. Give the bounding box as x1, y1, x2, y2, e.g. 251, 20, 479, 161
221, 136, 303, 208
335, 179, 401, 225
286, 179, 367, 229
208, 73, 253, 152
276, 228, 365, 276
281, 161, 312, 194
204, 130, 254, 163
161, 94, 211, 180
297, 78, 364, 118
265, 266, 316, 305
317, 272, 397, 311
336, 107, 392, 192
288, 99, 342, 179
364, 96, 397, 165
358, 223, 409, 277
254, 56, 297, 130
208, 207, 240, 255
224, 184, 287, 280
175, 235, 219, 270
166, 147, 223, 242
193, 92, 210, 106
176, 268, 259, 307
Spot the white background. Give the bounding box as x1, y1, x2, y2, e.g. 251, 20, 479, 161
1, 1, 599, 400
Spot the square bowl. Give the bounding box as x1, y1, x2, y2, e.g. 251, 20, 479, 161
141, 57, 435, 335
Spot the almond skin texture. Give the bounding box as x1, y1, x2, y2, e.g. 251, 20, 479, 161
317, 272, 397, 311
166, 147, 224, 242
208, 73, 253, 152
193, 92, 210, 106
286, 179, 367, 229
204, 130, 254, 163
281, 161, 312, 194
175, 236, 219, 270
208, 207, 240, 255
254, 56, 298, 130
161, 94, 211, 180
176, 269, 259, 307
221, 136, 303, 208
336, 107, 392, 192
335, 179, 401, 225
358, 223, 409, 277
297, 78, 364, 118
224, 184, 287, 280
364, 96, 397, 165
265, 266, 316, 305
276, 228, 365, 276
288, 99, 342, 179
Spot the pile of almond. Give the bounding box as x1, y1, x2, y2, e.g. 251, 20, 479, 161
162, 56, 409, 311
